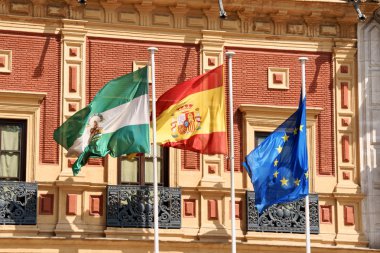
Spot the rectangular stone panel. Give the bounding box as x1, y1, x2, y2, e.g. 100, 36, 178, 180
89, 195, 103, 216
371, 73, 380, 105
371, 109, 380, 144
66, 194, 77, 215
39, 194, 54, 215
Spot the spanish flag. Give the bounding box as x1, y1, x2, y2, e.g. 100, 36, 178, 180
156, 65, 227, 155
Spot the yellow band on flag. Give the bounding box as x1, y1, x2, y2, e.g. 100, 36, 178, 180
155, 65, 227, 155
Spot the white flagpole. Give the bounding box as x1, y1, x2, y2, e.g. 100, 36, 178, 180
226, 51, 236, 253
299, 56, 310, 253
148, 47, 159, 253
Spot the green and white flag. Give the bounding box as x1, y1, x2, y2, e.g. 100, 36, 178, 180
54, 67, 150, 175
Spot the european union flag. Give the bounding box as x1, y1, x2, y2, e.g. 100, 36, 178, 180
243, 94, 308, 213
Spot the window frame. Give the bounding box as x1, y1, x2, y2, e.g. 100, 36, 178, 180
239, 104, 322, 192
117, 146, 169, 186
0, 118, 27, 181
0, 90, 45, 182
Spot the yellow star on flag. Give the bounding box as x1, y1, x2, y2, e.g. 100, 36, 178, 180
280, 177, 288, 186
281, 133, 289, 142
299, 125, 304, 132
274, 159, 279, 166
294, 178, 300, 186
293, 128, 298, 135
273, 171, 279, 178
276, 145, 283, 154
305, 171, 309, 179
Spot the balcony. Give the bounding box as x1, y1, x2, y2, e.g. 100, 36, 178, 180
106, 185, 181, 229
0, 181, 37, 225
246, 192, 319, 234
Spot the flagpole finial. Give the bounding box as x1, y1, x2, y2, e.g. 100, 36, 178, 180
148, 47, 158, 53
299, 57, 308, 62
226, 51, 235, 58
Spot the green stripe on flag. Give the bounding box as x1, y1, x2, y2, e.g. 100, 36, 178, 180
54, 66, 150, 176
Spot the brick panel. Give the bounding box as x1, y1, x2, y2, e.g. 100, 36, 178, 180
226, 48, 334, 175
0, 31, 61, 164
86, 38, 200, 103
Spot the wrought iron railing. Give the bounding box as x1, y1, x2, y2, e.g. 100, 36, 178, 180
0, 181, 37, 225
246, 192, 319, 234
106, 185, 181, 229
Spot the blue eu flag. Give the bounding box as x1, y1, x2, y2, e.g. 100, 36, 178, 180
243, 94, 308, 213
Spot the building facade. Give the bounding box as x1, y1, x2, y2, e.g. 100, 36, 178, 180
0, 0, 379, 252
359, 6, 380, 249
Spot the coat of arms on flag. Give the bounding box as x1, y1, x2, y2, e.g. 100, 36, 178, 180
156, 65, 227, 155
54, 67, 150, 175
171, 104, 201, 138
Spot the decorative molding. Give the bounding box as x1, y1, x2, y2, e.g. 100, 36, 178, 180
68, 66, 77, 92
341, 82, 349, 109
320, 205, 332, 223
344, 205, 355, 225
0, 50, 12, 73
184, 199, 196, 217
232, 201, 242, 220
268, 67, 289, 90
207, 199, 218, 220
89, 195, 103, 216
342, 135, 350, 163
208, 165, 216, 174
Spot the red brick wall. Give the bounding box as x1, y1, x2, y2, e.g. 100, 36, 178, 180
0, 31, 61, 164
86, 38, 200, 167
226, 48, 334, 176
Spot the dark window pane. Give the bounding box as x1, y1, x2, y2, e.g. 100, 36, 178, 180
0, 119, 26, 181
255, 132, 270, 147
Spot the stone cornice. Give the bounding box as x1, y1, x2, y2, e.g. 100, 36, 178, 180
0, 0, 378, 41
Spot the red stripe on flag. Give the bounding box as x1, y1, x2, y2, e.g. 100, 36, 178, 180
156, 65, 223, 116
161, 132, 227, 155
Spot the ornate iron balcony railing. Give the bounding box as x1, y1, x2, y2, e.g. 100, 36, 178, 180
0, 181, 37, 225
106, 185, 181, 229
246, 191, 319, 234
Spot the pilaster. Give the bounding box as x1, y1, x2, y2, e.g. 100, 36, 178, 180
333, 40, 366, 246
196, 30, 229, 239
59, 19, 87, 179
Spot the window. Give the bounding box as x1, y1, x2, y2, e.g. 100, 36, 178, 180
255, 132, 270, 147
239, 104, 321, 191
118, 145, 169, 186
0, 119, 27, 181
